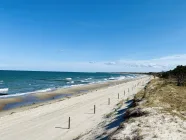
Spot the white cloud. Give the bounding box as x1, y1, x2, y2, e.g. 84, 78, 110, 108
89, 61, 95, 64
104, 62, 116, 65
103, 54, 186, 71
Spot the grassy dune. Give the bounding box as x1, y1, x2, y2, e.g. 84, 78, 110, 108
135, 78, 186, 119
110, 78, 186, 140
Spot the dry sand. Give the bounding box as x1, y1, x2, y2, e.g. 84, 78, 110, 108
0, 76, 150, 140
110, 107, 186, 140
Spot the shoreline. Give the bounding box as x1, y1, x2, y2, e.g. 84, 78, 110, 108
0, 76, 144, 115
0, 71, 139, 98
0, 76, 151, 140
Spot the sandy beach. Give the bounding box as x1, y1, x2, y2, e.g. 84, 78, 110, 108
0, 77, 139, 112
0, 76, 151, 140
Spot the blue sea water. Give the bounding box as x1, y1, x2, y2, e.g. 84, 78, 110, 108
0, 70, 138, 97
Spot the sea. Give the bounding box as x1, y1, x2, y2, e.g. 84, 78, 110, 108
0, 70, 139, 97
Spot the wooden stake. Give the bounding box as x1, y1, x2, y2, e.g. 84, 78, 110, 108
68, 117, 70, 129
94, 105, 96, 114
118, 93, 119, 99
108, 98, 110, 105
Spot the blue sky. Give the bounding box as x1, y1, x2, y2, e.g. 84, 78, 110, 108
0, 0, 186, 72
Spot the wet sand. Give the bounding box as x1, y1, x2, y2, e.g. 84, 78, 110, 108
0, 97, 23, 110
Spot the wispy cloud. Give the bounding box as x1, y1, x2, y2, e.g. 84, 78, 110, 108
1, 54, 186, 72
89, 61, 95, 64
103, 54, 186, 71
104, 62, 116, 65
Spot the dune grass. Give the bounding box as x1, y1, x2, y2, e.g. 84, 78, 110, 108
134, 78, 186, 120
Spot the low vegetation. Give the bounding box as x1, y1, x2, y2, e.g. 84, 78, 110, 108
109, 77, 186, 140
134, 78, 186, 119
105, 111, 115, 118
108, 67, 186, 139
161, 65, 186, 86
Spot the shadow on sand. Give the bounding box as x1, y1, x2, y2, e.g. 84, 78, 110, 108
96, 100, 134, 140
55, 126, 69, 129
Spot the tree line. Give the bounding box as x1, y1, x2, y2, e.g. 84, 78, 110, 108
161, 65, 186, 86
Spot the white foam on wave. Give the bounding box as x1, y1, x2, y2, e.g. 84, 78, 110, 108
65, 78, 72, 81
109, 77, 115, 80
81, 80, 89, 83
0, 88, 8, 93
67, 81, 74, 84
64, 75, 140, 91
84, 78, 92, 81
63, 75, 139, 89
62, 84, 85, 89
36, 88, 55, 93
0, 88, 55, 98
71, 84, 84, 87
116, 76, 126, 80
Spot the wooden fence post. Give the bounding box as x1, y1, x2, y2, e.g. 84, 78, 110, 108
94, 105, 96, 114
68, 117, 70, 129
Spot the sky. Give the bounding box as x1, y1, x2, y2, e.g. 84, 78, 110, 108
0, 0, 186, 72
